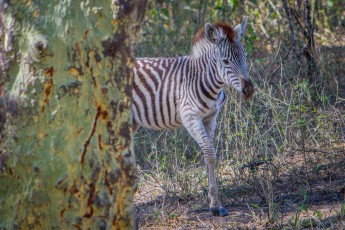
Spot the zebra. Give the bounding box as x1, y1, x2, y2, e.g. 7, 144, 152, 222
133, 17, 254, 216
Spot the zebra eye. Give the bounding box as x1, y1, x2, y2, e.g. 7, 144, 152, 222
222, 59, 230, 65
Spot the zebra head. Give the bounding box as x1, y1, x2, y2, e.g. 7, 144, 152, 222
205, 17, 254, 99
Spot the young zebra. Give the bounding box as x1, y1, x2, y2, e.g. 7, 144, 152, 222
133, 17, 254, 216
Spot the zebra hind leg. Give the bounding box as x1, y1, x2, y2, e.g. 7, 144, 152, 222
182, 115, 229, 217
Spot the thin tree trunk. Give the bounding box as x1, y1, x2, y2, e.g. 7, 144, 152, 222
303, 0, 317, 87
0, 0, 146, 229
282, 0, 301, 70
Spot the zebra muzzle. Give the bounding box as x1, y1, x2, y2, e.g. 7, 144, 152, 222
241, 79, 255, 99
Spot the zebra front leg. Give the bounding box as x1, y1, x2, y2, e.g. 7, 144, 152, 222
203, 116, 228, 216
182, 115, 228, 216
204, 115, 218, 145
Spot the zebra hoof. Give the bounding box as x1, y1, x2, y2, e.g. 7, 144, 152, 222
210, 206, 229, 216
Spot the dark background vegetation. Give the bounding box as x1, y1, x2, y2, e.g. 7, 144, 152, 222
133, 0, 344, 228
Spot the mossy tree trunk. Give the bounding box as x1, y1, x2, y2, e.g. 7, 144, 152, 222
0, 0, 146, 229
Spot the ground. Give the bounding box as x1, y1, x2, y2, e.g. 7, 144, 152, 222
135, 147, 345, 229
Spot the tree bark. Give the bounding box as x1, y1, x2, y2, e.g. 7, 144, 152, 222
282, 0, 301, 70
0, 0, 146, 229
303, 0, 317, 87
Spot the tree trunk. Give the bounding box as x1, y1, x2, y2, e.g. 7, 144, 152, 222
302, 0, 317, 87
282, 0, 301, 70
0, 0, 146, 229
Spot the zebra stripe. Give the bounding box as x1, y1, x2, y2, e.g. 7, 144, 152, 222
133, 50, 230, 131
132, 18, 254, 216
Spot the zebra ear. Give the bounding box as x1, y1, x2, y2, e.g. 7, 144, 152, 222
205, 23, 220, 44
234, 16, 248, 41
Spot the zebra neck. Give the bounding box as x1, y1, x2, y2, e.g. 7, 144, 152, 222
189, 54, 224, 101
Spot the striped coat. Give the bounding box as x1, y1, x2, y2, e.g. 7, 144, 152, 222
132, 17, 254, 216
133, 56, 227, 131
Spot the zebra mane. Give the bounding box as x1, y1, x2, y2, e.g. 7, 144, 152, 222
191, 21, 235, 57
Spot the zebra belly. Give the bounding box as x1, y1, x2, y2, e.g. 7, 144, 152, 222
132, 88, 182, 130
132, 106, 182, 130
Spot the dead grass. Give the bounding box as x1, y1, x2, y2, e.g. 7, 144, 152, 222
135, 144, 345, 229
134, 13, 345, 229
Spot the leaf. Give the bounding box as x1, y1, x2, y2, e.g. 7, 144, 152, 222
250, 203, 260, 209
227, 0, 238, 9
327, 0, 334, 7
160, 8, 169, 20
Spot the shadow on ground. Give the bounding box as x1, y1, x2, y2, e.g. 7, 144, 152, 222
135, 150, 345, 229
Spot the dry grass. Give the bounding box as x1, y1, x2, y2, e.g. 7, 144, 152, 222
135, 147, 345, 229
133, 50, 345, 228
134, 6, 345, 228
133, 71, 345, 228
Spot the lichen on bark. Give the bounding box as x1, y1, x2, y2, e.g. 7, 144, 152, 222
0, 0, 146, 229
